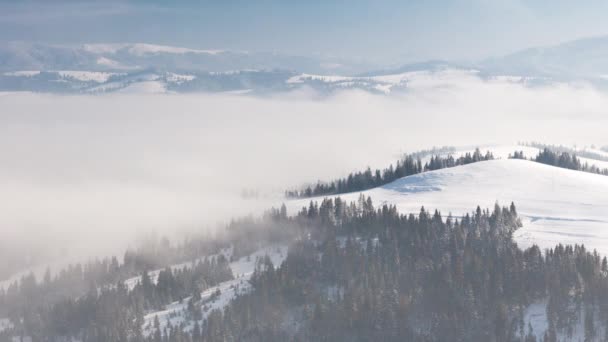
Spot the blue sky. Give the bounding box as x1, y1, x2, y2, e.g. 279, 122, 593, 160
3, 0, 608, 64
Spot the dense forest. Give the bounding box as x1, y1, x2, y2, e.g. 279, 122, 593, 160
510, 148, 608, 176
0, 209, 297, 342
286, 148, 494, 198
3, 196, 608, 341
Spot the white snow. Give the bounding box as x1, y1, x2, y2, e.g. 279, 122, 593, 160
584, 148, 608, 159
488, 75, 546, 85
523, 300, 603, 341
124, 247, 233, 291
56, 71, 119, 83
85, 73, 161, 93
82, 43, 127, 54
579, 155, 608, 170
118, 81, 166, 94
286, 69, 479, 93
142, 245, 288, 335
287, 74, 356, 84
220, 89, 253, 95
229, 245, 287, 278
86, 81, 127, 93
413, 144, 541, 165
289, 156, 608, 256
0, 318, 13, 333
83, 43, 224, 56
208, 69, 259, 76
142, 277, 254, 335
459, 144, 608, 171
96, 57, 131, 70
166, 72, 196, 84
3, 70, 41, 77
523, 301, 549, 340
374, 83, 393, 94
4, 70, 127, 83
127, 43, 224, 56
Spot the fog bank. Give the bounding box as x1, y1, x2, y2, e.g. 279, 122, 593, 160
1, 78, 607, 278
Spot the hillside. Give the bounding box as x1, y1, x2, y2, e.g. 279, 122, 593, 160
4, 154, 608, 340
290, 158, 608, 255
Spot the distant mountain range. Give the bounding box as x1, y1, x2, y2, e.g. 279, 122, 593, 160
0, 42, 373, 74
481, 35, 608, 79
3, 37, 608, 94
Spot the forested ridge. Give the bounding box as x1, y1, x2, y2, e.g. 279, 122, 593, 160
2, 196, 608, 341
286, 148, 494, 198
510, 148, 608, 176
287, 144, 608, 202
523, 143, 608, 163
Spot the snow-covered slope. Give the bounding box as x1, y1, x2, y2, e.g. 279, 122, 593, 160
290, 158, 608, 255
142, 245, 288, 335
0, 318, 13, 333
522, 300, 604, 341
287, 68, 480, 94
0, 63, 495, 94
123, 247, 233, 291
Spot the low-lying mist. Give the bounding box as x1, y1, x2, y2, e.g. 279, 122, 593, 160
1, 76, 608, 281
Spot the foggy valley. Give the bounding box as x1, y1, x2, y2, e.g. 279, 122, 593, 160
3, 1, 608, 341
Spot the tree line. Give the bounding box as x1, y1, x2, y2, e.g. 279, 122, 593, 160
286, 148, 494, 198
510, 148, 608, 176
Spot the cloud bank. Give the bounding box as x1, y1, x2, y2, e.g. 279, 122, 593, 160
1, 77, 607, 279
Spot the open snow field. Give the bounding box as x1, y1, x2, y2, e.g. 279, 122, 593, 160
289, 151, 608, 256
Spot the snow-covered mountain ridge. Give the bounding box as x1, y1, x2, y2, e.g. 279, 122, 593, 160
8, 36, 608, 94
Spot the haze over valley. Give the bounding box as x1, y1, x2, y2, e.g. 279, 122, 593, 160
3, 2, 608, 341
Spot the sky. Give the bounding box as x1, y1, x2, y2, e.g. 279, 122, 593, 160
3, 0, 608, 64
